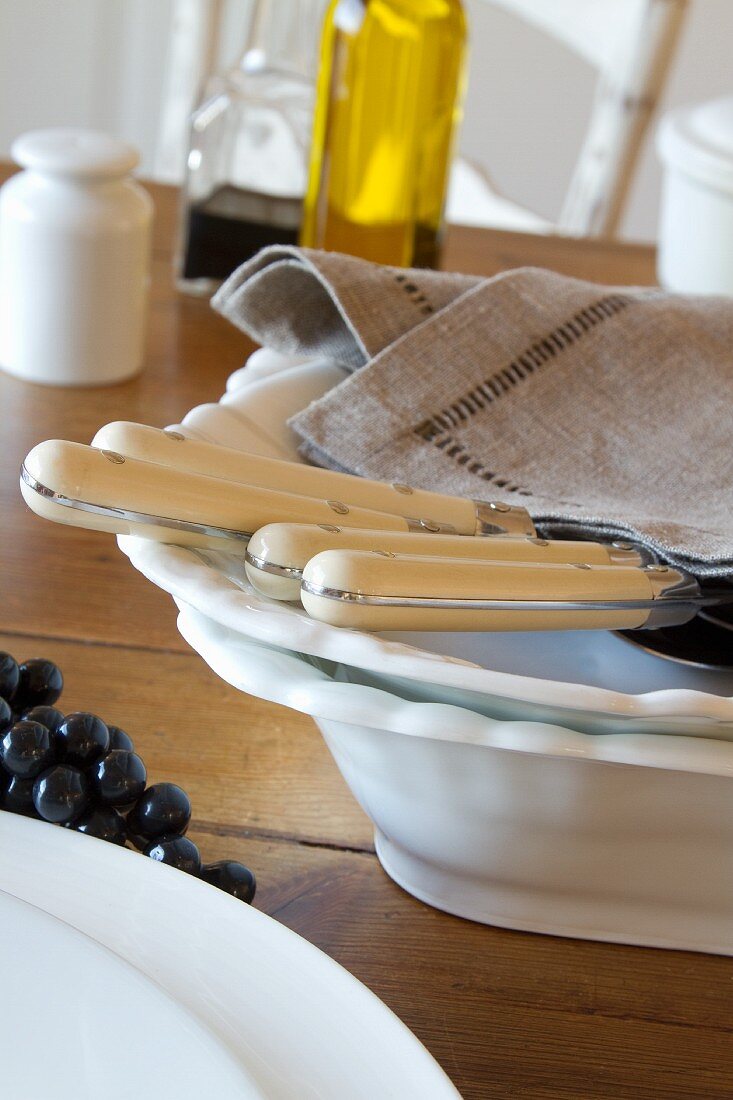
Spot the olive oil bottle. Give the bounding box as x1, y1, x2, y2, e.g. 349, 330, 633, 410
301, 0, 467, 267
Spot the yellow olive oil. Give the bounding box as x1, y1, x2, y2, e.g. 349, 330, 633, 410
301, 0, 467, 267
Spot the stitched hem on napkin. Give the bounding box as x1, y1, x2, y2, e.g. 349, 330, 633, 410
292, 269, 733, 577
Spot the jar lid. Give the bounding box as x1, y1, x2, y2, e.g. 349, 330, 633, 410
11, 129, 139, 179
657, 96, 733, 194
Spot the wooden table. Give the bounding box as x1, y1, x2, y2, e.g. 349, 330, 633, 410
1, 170, 731, 1099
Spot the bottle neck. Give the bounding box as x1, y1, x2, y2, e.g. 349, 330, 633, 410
242, 0, 327, 78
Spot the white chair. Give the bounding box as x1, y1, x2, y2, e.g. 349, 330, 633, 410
153, 0, 228, 183
448, 0, 689, 236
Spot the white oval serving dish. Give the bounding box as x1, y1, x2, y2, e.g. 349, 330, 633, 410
112, 350, 733, 947
117, 352, 733, 739
174, 603, 733, 955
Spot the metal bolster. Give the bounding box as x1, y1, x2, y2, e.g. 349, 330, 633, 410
644, 566, 701, 602
643, 566, 702, 628
473, 501, 536, 537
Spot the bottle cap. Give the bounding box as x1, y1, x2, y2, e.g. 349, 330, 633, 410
11, 128, 139, 180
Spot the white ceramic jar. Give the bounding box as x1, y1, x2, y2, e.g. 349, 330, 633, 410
657, 96, 733, 295
0, 129, 152, 385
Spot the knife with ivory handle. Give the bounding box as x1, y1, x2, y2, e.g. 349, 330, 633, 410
244, 522, 650, 600
20, 440, 459, 549
300, 551, 707, 633
91, 421, 535, 537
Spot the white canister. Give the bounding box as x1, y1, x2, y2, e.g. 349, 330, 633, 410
657, 96, 733, 295
0, 129, 152, 385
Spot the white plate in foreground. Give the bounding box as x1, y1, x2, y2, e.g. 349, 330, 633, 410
0, 812, 459, 1100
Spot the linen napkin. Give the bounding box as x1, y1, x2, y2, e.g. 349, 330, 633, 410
213, 247, 733, 580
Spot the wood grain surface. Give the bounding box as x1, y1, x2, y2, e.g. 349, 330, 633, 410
1, 166, 729, 1100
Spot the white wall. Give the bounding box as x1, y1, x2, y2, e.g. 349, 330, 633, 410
0, 0, 178, 175
0, 0, 731, 241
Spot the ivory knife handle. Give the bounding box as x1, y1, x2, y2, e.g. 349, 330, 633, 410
245, 522, 645, 600
92, 421, 535, 537
300, 551, 697, 633
20, 440, 423, 549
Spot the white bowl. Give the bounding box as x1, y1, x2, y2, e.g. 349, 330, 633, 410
114, 351, 733, 947
174, 603, 733, 955
117, 352, 733, 739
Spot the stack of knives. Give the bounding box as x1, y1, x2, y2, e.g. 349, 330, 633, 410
20, 423, 723, 635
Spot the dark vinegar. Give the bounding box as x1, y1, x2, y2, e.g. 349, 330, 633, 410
182, 185, 302, 281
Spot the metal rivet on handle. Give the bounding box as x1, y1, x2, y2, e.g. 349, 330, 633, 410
529, 537, 549, 546
489, 501, 511, 512
573, 563, 592, 570
419, 519, 441, 533
392, 483, 414, 495
611, 540, 633, 550
327, 500, 349, 515
101, 450, 125, 464
318, 524, 341, 533
163, 429, 185, 441
644, 564, 669, 573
